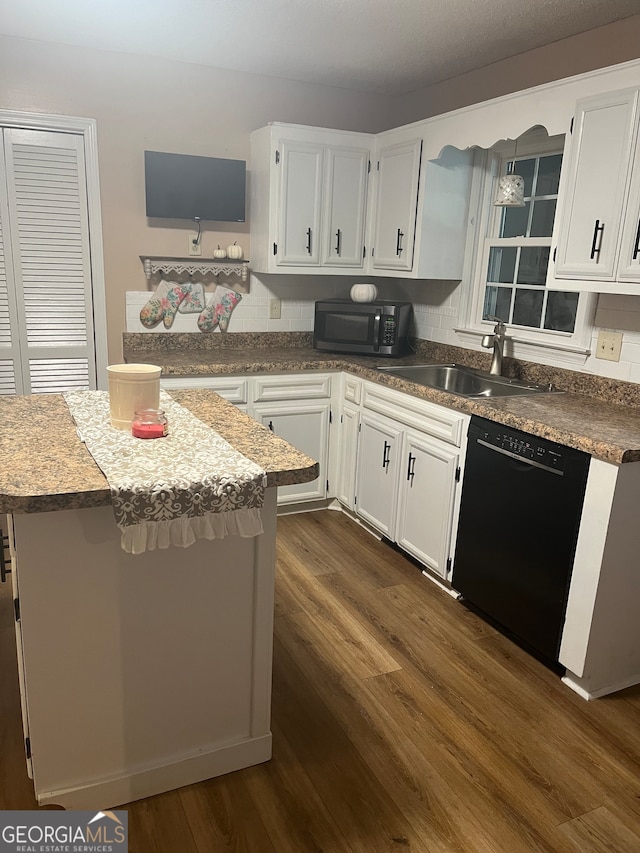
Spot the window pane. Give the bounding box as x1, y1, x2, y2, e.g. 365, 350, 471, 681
516, 246, 550, 285
488, 246, 517, 282
544, 291, 578, 332
511, 157, 535, 196
500, 203, 530, 238
483, 285, 511, 322
535, 154, 562, 195
512, 289, 543, 328
530, 199, 557, 237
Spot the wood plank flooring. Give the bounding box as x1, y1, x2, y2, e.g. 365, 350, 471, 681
3, 508, 640, 851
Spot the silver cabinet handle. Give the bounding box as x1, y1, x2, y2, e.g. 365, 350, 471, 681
306, 227, 312, 255
335, 229, 342, 256
396, 228, 404, 256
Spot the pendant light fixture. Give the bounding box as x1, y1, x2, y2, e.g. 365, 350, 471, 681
494, 137, 526, 207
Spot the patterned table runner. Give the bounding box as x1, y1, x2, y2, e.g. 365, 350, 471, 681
64, 390, 266, 554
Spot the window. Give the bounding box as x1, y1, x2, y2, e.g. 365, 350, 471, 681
462, 130, 593, 360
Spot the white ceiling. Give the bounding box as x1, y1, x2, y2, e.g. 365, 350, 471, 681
0, 0, 639, 95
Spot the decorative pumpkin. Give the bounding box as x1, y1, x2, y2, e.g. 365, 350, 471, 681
350, 283, 378, 303
213, 245, 227, 259
227, 241, 243, 260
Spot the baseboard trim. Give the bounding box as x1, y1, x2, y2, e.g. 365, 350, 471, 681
37, 734, 272, 810
562, 671, 640, 700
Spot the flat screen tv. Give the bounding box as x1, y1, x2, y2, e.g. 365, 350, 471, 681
144, 150, 246, 222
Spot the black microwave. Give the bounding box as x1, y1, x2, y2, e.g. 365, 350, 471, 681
313, 299, 413, 357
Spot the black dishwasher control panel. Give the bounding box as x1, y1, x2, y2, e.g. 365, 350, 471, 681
474, 420, 566, 473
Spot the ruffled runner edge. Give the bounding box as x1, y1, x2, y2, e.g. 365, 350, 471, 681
122, 506, 264, 555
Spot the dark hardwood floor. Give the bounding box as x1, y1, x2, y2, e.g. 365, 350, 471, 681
2, 509, 640, 851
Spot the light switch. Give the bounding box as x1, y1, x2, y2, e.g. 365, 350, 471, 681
596, 330, 623, 362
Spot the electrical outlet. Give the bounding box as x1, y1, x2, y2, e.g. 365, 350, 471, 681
269, 298, 281, 319
188, 233, 202, 256
596, 330, 623, 362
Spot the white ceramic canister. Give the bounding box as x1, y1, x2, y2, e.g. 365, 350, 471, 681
107, 363, 162, 430
350, 283, 378, 303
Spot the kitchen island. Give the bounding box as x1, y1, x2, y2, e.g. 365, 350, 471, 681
0, 389, 318, 809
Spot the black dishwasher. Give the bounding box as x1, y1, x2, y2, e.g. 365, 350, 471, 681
452, 415, 590, 665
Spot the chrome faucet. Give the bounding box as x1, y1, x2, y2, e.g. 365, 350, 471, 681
481, 318, 507, 376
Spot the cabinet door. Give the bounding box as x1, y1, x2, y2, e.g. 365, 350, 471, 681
396, 431, 460, 579
617, 142, 640, 282
355, 412, 402, 536
277, 141, 323, 266
371, 140, 421, 271
555, 89, 639, 280
321, 146, 369, 267
253, 401, 329, 504
336, 403, 359, 510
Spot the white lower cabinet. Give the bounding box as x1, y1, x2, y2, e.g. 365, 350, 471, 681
253, 400, 330, 504
395, 429, 461, 578
161, 375, 249, 412
346, 378, 468, 581
162, 372, 333, 507
355, 411, 403, 536
335, 402, 360, 510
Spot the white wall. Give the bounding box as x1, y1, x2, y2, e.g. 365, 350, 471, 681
0, 35, 394, 362
5, 30, 640, 383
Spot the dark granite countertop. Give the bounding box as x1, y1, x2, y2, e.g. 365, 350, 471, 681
123, 332, 640, 465
0, 389, 318, 514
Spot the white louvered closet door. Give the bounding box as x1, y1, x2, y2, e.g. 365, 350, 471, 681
0, 128, 96, 394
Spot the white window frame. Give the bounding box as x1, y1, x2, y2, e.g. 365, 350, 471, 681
457, 129, 596, 366
0, 109, 108, 389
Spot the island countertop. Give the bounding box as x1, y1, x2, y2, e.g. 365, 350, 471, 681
123, 332, 640, 465
0, 388, 319, 514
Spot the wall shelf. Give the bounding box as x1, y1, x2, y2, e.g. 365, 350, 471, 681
140, 256, 249, 282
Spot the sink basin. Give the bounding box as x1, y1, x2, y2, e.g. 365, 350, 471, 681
377, 363, 558, 398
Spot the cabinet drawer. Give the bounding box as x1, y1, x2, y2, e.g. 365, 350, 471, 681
363, 382, 467, 446
253, 373, 331, 402
343, 374, 362, 405
161, 376, 249, 405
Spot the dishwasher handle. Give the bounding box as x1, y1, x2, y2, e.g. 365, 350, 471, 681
476, 437, 564, 476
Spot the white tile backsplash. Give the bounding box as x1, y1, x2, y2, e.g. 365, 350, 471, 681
126, 277, 640, 385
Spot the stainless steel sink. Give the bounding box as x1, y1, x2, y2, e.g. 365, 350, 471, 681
377, 363, 558, 398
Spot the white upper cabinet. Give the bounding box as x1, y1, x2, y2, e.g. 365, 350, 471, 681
549, 88, 640, 293
250, 123, 473, 280
249, 124, 372, 275
321, 146, 369, 267
277, 140, 323, 266
370, 140, 422, 271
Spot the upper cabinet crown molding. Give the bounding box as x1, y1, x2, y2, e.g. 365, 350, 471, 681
406, 57, 640, 161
